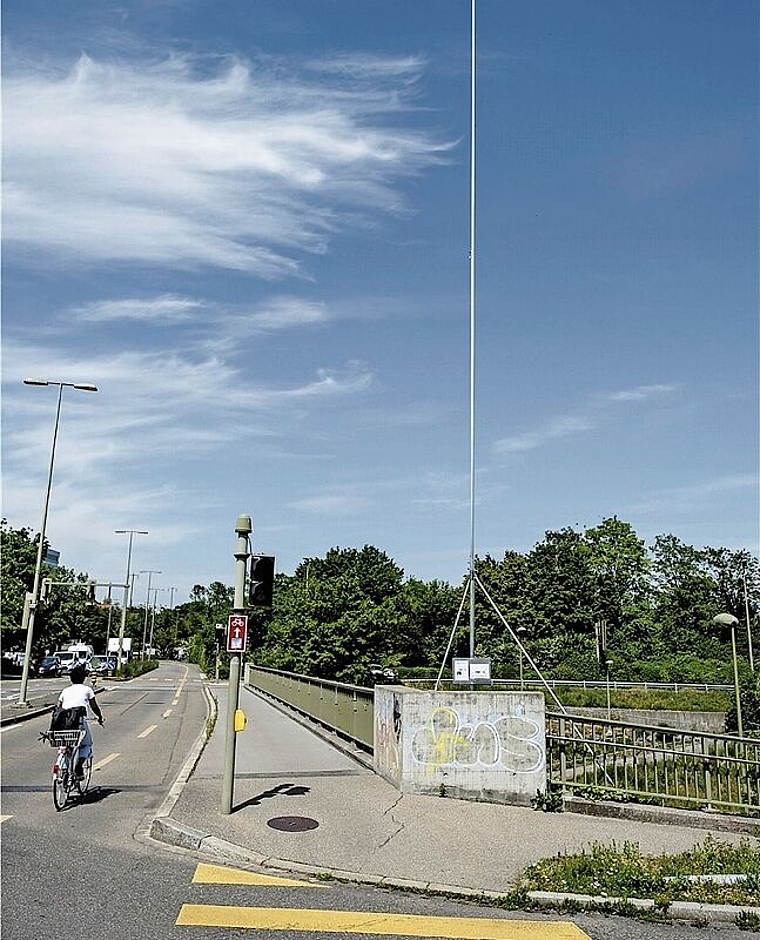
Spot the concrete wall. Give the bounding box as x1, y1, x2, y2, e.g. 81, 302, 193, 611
374, 686, 546, 806
562, 707, 726, 734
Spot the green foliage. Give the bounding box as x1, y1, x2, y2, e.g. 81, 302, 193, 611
556, 686, 731, 712
726, 676, 760, 735
5, 511, 759, 703
1, 519, 39, 639
0, 519, 109, 655
531, 783, 564, 812
520, 836, 760, 906
117, 659, 158, 679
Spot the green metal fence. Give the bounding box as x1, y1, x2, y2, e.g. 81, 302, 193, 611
247, 665, 374, 751
547, 711, 760, 815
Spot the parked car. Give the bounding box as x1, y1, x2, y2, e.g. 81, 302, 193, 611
36, 655, 62, 678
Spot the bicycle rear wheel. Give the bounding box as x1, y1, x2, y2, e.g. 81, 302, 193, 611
52, 772, 67, 811
77, 757, 93, 794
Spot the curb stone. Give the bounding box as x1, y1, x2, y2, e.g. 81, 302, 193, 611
148, 815, 760, 926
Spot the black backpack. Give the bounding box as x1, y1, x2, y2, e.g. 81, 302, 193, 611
50, 705, 86, 731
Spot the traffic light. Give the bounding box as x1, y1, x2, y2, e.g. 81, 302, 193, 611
87, 580, 96, 602
249, 555, 275, 607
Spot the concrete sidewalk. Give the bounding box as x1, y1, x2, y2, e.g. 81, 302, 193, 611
149, 681, 760, 908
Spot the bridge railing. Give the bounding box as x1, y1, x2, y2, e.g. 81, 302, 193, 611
246, 664, 374, 751
546, 711, 760, 814
246, 666, 759, 816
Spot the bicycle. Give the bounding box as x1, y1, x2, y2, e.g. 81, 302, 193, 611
40, 727, 93, 810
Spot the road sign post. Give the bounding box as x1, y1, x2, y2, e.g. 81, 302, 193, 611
221, 514, 251, 816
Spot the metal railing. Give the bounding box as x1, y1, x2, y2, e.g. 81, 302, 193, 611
404, 678, 732, 693
247, 665, 374, 751
547, 711, 760, 815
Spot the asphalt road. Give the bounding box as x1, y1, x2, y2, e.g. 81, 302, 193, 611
1, 663, 754, 940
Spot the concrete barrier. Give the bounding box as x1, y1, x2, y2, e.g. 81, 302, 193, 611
374, 686, 546, 805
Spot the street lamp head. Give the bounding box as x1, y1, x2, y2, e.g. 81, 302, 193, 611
713, 613, 740, 627
115, 529, 149, 535
24, 378, 97, 391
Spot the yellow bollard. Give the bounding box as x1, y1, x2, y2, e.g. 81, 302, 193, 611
234, 709, 247, 732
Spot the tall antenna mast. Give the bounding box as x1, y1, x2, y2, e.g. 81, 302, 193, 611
468, 0, 477, 657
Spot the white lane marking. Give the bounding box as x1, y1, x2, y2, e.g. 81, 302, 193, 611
93, 753, 120, 771
162, 709, 172, 719
0, 815, 12, 823
138, 725, 157, 738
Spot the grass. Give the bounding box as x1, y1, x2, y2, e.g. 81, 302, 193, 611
519, 835, 760, 907
556, 687, 731, 713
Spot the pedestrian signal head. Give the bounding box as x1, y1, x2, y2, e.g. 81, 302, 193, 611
249, 555, 275, 607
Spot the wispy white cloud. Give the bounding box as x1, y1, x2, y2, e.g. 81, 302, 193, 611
2, 338, 375, 479
286, 492, 372, 515
66, 294, 207, 324
602, 384, 678, 403
625, 474, 758, 519
494, 383, 678, 454
4, 52, 451, 274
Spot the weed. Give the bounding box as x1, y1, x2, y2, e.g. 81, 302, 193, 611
519, 835, 760, 907
531, 783, 564, 812
736, 910, 760, 931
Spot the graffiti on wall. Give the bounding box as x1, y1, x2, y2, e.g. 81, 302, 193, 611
410, 705, 544, 774
374, 691, 402, 780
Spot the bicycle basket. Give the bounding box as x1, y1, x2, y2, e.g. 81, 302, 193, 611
48, 730, 83, 748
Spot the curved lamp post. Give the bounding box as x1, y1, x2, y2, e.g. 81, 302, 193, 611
16, 379, 98, 706
713, 612, 743, 738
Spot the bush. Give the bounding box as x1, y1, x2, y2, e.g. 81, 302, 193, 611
117, 659, 158, 679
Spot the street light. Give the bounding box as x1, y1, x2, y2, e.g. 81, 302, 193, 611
140, 570, 161, 658
605, 659, 614, 721
741, 575, 755, 675
148, 586, 167, 656
16, 378, 98, 706
713, 613, 743, 738
115, 530, 148, 667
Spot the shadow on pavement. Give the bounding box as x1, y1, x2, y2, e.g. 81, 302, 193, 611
235, 782, 312, 812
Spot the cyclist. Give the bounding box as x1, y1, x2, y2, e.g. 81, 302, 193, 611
57, 664, 104, 778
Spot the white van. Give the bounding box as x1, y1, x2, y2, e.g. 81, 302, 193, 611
68, 643, 94, 663
54, 650, 79, 673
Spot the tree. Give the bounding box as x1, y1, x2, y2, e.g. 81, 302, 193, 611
1, 520, 42, 644
256, 545, 411, 683
0, 519, 104, 656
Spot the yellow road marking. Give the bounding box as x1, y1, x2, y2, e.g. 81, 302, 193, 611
162, 709, 173, 718
193, 863, 324, 888
138, 725, 157, 738
176, 905, 589, 938
93, 753, 120, 770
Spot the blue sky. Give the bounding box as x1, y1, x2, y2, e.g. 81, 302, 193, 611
3, 0, 758, 609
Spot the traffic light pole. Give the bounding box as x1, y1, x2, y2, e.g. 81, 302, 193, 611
221, 514, 251, 816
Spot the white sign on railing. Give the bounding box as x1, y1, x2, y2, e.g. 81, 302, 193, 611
452, 657, 491, 683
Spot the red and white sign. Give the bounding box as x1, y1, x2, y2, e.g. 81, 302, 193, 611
227, 614, 248, 652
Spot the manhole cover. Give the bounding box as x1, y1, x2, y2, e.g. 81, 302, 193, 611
267, 815, 319, 832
